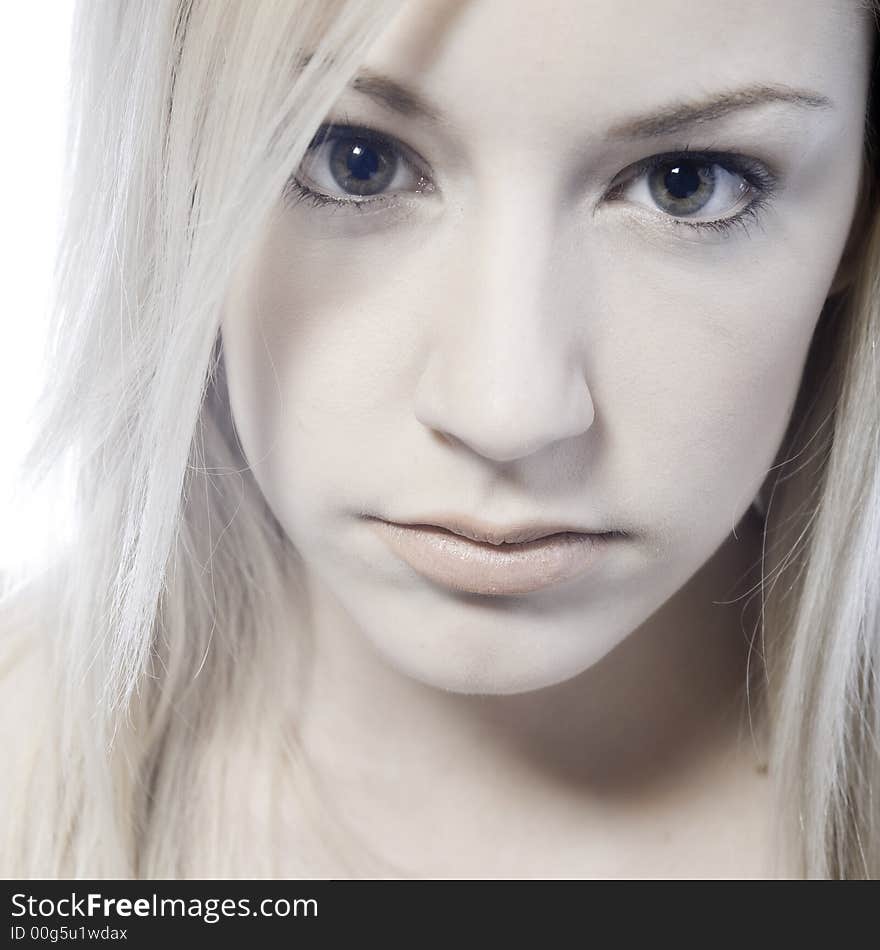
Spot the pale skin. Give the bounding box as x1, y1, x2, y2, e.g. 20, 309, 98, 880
220, 0, 872, 877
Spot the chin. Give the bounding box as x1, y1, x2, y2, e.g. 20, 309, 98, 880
360, 625, 613, 696
388, 658, 588, 696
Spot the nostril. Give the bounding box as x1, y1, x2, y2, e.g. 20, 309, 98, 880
429, 429, 456, 448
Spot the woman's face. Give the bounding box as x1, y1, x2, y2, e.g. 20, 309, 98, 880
221, 0, 871, 693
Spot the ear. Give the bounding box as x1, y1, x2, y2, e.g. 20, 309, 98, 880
827, 157, 874, 297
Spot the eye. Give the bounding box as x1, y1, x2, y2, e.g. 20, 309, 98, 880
284, 127, 779, 240
606, 150, 779, 237
284, 122, 433, 211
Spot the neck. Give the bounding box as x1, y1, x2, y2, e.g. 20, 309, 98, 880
291, 507, 768, 873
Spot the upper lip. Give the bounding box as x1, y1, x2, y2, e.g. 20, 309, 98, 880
378, 515, 610, 546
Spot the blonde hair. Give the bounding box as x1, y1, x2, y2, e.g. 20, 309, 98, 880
1, 0, 878, 878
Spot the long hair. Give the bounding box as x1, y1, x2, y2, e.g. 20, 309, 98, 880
1, 0, 878, 878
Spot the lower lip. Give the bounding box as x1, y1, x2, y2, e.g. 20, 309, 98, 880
368, 520, 615, 595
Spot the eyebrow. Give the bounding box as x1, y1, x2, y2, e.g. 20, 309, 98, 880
351, 70, 444, 122
349, 69, 834, 138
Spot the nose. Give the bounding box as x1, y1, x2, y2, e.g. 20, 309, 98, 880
413, 200, 596, 463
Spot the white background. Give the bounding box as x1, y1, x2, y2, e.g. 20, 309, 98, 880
0, 3, 75, 571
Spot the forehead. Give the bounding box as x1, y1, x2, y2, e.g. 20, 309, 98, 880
362, 0, 871, 134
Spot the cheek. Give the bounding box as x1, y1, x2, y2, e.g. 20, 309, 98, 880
220, 224, 425, 532
222, 203, 838, 567
594, 251, 830, 544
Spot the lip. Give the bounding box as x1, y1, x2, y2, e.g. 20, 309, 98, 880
366, 518, 618, 595
387, 515, 607, 545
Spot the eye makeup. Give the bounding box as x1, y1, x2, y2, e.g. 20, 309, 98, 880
282, 119, 781, 240
605, 146, 779, 238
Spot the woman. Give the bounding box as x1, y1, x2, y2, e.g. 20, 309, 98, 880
1, 0, 878, 878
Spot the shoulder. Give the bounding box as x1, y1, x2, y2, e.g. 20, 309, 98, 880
0, 616, 50, 791
0, 569, 58, 875
0, 570, 54, 722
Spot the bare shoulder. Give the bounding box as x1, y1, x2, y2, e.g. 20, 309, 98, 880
0, 609, 50, 731
0, 572, 57, 872
0, 569, 56, 708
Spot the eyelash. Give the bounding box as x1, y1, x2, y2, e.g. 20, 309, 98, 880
283, 122, 779, 239
606, 148, 778, 238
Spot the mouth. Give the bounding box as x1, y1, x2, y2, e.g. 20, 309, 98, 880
365, 517, 620, 596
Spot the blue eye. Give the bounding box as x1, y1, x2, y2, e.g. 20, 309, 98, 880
607, 149, 779, 238
284, 123, 432, 210
284, 123, 779, 239
325, 136, 396, 196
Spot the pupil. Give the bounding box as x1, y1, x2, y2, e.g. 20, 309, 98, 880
347, 142, 380, 181
327, 133, 397, 196
664, 162, 701, 199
